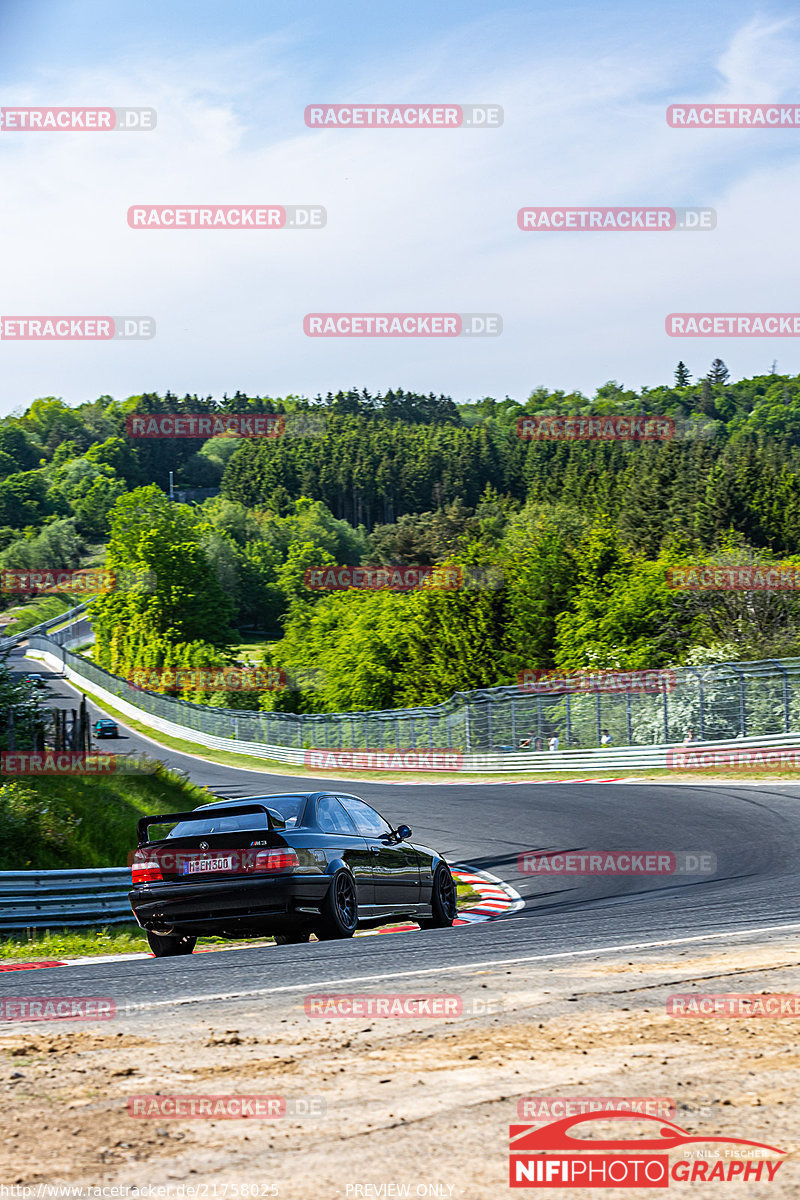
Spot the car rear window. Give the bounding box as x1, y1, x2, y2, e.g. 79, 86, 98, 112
165, 795, 308, 838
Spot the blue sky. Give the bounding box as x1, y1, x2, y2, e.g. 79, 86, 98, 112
1, 0, 799, 413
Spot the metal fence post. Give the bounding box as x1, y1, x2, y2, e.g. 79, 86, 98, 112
684, 667, 705, 739
626, 692, 633, 746
663, 680, 669, 743
770, 659, 790, 733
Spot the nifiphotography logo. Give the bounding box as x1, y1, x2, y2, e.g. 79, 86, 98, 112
509, 1111, 787, 1187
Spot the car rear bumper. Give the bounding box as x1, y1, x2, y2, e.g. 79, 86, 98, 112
129, 873, 328, 935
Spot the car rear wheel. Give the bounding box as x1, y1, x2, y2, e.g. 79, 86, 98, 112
418, 863, 457, 929
316, 870, 358, 940
146, 931, 197, 957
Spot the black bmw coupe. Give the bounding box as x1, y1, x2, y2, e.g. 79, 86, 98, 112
129, 791, 457, 957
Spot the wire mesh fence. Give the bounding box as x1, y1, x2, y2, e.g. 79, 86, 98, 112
26, 637, 800, 753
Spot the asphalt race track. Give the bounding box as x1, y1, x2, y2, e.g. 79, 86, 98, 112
6, 647, 800, 1010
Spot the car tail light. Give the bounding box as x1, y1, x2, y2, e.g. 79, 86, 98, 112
131, 848, 163, 884
253, 849, 299, 873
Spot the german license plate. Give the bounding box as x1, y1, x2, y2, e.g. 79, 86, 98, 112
182, 855, 234, 874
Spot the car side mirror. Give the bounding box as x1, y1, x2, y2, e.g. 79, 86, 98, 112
395, 824, 412, 842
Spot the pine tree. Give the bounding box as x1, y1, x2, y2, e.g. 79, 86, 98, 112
707, 359, 730, 384
675, 362, 691, 386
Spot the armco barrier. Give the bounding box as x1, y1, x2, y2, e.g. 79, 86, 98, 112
17, 640, 800, 772
0, 600, 91, 653
0, 867, 132, 930
23, 631, 800, 751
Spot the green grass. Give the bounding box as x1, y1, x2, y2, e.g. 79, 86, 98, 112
230, 633, 276, 662
0, 765, 216, 870
1, 594, 74, 633
0, 924, 151, 959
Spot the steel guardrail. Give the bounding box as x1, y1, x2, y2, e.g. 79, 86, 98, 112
0, 867, 132, 930
0, 600, 91, 653
18, 639, 800, 772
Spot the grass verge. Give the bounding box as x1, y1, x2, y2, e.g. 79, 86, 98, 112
0, 764, 215, 870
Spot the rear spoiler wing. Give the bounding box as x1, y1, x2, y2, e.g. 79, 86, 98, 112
136, 802, 279, 846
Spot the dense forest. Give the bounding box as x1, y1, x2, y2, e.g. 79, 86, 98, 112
2, 363, 800, 714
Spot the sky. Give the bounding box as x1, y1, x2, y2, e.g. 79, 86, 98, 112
0, 0, 799, 414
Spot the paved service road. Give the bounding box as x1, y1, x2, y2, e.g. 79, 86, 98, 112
5, 643, 800, 1009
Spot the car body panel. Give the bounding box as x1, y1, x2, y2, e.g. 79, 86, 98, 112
128, 791, 450, 939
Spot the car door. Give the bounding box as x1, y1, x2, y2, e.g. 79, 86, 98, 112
338, 794, 421, 910
315, 794, 375, 910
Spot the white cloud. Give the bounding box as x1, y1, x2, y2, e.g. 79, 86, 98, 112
1, 12, 799, 414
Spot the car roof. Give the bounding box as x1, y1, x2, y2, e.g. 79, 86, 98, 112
195, 792, 323, 811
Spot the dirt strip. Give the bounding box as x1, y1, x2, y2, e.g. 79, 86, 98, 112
3, 931, 800, 1196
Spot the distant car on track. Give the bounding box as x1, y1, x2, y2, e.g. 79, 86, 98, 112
129, 792, 458, 957
93, 718, 119, 738
22, 672, 47, 688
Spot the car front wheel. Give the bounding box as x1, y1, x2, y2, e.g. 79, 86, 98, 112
418, 863, 457, 929
146, 931, 197, 957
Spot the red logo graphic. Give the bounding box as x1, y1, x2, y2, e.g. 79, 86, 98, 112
509, 1111, 786, 1187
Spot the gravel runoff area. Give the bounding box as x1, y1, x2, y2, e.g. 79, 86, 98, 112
3, 928, 800, 1196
